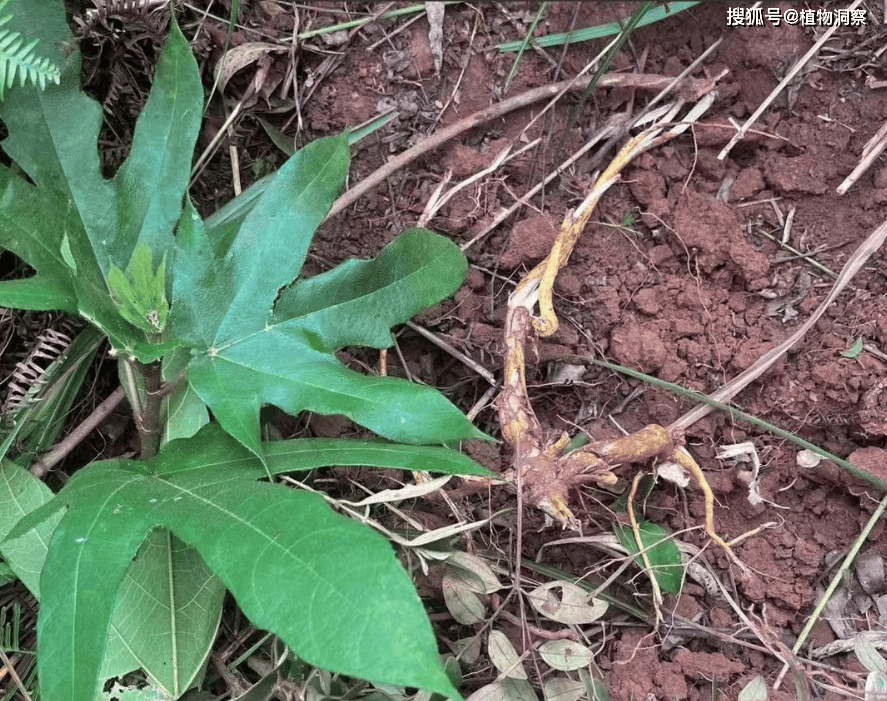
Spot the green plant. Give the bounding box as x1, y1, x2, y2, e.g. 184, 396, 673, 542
0, 5, 491, 700
614, 521, 683, 595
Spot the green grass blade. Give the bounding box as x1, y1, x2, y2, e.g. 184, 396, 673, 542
503, 2, 549, 93
498, 2, 700, 52
557, 1, 655, 156
614, 521, 684, 594
346, 111, 398, 146
297, 2, 459, 41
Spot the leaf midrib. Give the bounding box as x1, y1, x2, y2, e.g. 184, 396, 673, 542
156, 476, 352, 612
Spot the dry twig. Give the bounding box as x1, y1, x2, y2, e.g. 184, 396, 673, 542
836, 120, 887, 195
717, 0, 865, 161
326, 72, 722, 221
30, 387, 127, 478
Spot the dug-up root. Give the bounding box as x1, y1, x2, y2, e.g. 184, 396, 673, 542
495, 91, 747, 568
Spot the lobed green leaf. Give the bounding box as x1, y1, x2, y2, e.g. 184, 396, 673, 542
5, 425, 479, 701
174, 156, 485, 454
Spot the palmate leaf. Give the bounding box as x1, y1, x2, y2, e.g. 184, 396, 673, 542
4, 425, 492, 701
99, 528, 225, 695
0, 457, 62, 597
0, 11, 200, 361
0, 460, 225, 697
173, 137, 486, 454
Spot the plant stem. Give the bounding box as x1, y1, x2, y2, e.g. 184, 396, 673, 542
138, 360, 162, 459
121, 358, 143, 418
791, 491, 887, 656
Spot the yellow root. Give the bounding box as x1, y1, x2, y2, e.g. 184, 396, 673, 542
495, 95, 749, 565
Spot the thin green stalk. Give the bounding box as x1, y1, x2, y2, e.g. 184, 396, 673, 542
503, 2, 549, 94
565, 355, 887, 492
792, 492, 887, 654
121, 358, 142, 419
498, 2, 700, 51
298, 2, 459, 41
557, 1, 654, 156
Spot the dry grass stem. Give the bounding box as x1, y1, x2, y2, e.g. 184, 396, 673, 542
717, 0, 864, 161
404, 321, 497, 386
0, 645, 34, 701
417, 137, 542, 227
670, 217, 887, 433
627, 472, 664, 623
836, 120, 887, 195
460, 114, 626, 253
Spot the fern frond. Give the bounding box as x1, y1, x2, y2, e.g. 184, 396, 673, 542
0, 0, 61, 100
